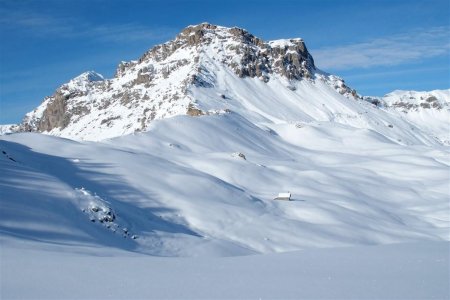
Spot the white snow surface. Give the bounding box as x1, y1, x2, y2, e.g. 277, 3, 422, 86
1, 121, 449, 298
2, 241, 448, 299
1, 24, 449, 298
1, 116, 449, 256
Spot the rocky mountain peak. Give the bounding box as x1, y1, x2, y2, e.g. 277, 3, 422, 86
16, 23, 362, 140
120, 23, 316, 81
176, 23, 263, 47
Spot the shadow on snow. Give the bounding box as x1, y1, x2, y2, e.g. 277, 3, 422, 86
0, 140, 200, 254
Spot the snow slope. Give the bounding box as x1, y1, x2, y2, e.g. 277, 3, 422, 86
1, 115, 448, 257
2, 121, 449, 298
381, 89, 450, 145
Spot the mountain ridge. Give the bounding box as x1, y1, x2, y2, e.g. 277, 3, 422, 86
2, 23, 449, 145
16, 23, 359, 140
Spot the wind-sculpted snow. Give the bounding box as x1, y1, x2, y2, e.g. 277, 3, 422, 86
1, 112, 448, 256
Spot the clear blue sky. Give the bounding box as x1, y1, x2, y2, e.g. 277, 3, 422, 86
1, 0, 449, 124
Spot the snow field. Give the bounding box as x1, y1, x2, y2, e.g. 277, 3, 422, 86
1, 241, 448, 299
1, 111, 448, 256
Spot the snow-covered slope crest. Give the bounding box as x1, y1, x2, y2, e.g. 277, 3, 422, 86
17, 23, 358, 141
361, 89, 450, 145
0, 124, 19, 135
383, 89, 450, 110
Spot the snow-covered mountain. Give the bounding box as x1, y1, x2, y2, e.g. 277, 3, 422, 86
2, 21, 450, 251
20, 23, 353, 140
0, 27, 383, 135
14, 23, 449, 145
1, 23, 449, 298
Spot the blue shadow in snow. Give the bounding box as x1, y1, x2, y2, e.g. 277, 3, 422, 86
0, 140, 201, 254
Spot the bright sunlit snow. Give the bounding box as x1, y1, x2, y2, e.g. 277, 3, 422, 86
1, 23, 449, 299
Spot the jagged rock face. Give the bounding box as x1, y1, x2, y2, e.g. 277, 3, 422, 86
180, 25, 312, 82
178, 24, 307, 79
132, 23, 316, 82
18, 23, 359, 141
37, 91, 69, 131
